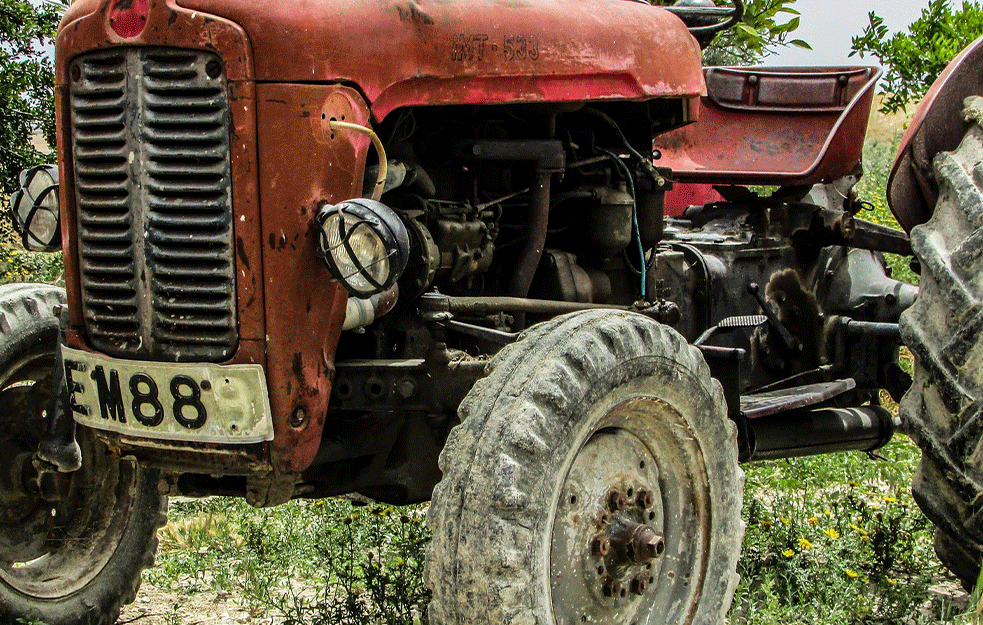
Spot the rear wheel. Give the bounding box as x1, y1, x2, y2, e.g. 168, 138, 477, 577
426, 310, 744, 624
0, 283, 167, 625
900, 96, 983, 589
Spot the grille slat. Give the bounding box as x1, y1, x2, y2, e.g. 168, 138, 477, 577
71, 47, 236, 363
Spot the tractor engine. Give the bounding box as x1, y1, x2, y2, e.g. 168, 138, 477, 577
323, 101, 915, 502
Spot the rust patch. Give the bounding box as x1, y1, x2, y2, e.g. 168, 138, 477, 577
236, 236, 250, 270
396, 2, 434, 26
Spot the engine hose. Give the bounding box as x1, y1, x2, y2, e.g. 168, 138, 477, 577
328, 120, 388, 201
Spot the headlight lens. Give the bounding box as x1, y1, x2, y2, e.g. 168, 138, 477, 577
315, 199, 409, 298
9, 165, 60, 252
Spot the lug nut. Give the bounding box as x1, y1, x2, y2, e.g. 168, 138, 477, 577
590, 534, 611, 556
606, 488, 628, 511
635, 487, 655, 509
601, 577, 622, 598
629, 575, 649, 595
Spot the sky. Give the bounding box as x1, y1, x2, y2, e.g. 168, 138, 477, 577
762, 0, 928, 66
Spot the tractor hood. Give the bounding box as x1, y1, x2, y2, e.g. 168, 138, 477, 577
57, 0, 706, 120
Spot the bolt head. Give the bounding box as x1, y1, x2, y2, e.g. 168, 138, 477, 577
590, 534, 611, 556
635, 487, 655, 509
606, 489, 628, 511
601, 578, 622, 598
396, 379, 416, 399
629, 575, 649, 595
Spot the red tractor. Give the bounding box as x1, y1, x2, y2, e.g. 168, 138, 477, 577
0, 0, 979, 622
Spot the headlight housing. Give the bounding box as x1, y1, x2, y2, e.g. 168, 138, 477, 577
315, 199, 410, 298
9, 165, 60, 252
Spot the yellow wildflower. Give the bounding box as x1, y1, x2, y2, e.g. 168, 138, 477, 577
882, 495, 897, 503
824, 508, 832, 517
782, 549, 795, 558
886, 578, 897, 585
798, 537, 812, 550
807, 517, 818, 525
823, 528, 840, 540
779, 517, 791, 524
845, 569, 860, 578
759, 520, 774, 528
850, 523, 869, 538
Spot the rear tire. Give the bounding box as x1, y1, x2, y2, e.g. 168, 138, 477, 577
900, 96, 983, 590
0, 283, 167, 625
426, 310, 744, 624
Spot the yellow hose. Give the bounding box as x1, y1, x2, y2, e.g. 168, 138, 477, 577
328, 120, 388, 201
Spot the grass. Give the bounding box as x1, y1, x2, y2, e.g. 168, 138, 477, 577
148, 498, 432, 624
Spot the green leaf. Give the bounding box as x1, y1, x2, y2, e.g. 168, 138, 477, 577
851, 1, 983, 113
736, 21, 761, 37
789, 39, 812, 50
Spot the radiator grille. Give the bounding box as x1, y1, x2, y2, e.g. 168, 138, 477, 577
70, 48, 236, 362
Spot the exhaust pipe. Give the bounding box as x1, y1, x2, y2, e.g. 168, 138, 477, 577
747, 405, 899, 462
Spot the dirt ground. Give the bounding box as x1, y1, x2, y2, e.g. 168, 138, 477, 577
117, 582, 270, 625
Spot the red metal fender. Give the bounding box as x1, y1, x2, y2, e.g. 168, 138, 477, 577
887, 34, 983, 233
655, 66, 880, 187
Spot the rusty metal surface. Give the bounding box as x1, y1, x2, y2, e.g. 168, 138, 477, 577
887, 34, 983, 232
655, 66, 880, 185
331, 358, 486, 413
256, 84, 370, 474
56, 0, 268, 473
740, 378, 856, 419
168, 0, 706, 121
56, 0, 265, 349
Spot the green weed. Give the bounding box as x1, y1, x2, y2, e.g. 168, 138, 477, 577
0, 217, 62, 286
153, 499, 431, 624
733, 440, 951, 624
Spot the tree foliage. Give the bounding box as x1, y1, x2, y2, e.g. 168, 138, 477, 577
704, 0, 810, 66
0, 0, 61, 193
850, 0, 983, 114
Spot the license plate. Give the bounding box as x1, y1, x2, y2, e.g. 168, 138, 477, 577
62, 346, 274, 444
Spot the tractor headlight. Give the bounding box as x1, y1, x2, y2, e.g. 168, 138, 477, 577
315, 199, 410, 298
10, 165, 60, 252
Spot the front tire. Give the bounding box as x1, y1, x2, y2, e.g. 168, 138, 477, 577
900, 96, 983, 590
426, 310, 744, 625
0, 284, 167, 625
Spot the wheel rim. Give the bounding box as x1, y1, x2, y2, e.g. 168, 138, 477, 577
550, 397, 710, 625
0, 350, 141, 599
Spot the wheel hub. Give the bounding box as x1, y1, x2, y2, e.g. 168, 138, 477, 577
550, 423, 667, 623
589, 486, 664, 604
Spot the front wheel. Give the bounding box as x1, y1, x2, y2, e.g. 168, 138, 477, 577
426, 310, 744, 625
0, 284, 167, 625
